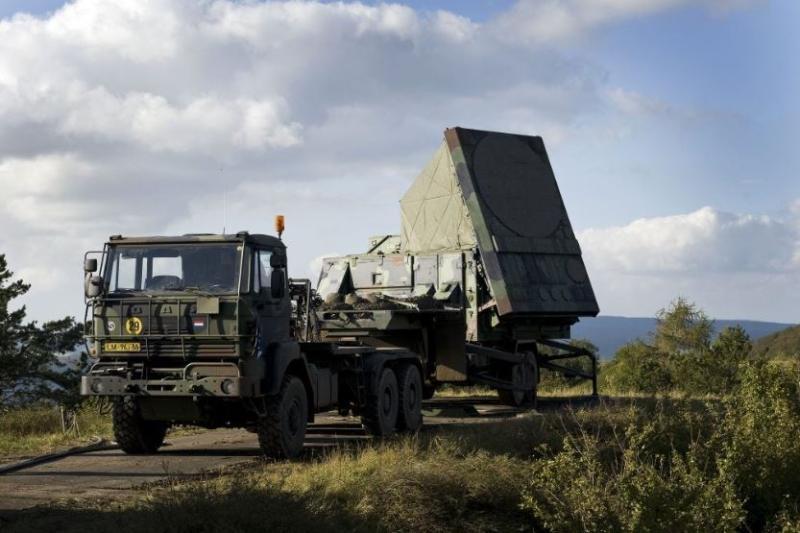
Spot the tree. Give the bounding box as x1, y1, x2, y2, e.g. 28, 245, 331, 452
0, 254, 84, 406
706, 325, 752, 392
603, 340, 672, 393
604, 298, 754, 395
653, 297, 713, 354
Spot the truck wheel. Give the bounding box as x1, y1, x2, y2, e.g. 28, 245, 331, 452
397, 364, 423, 432
112, 397, 167, 454
497, 362, 537, 407
362, 367, 399, 436
258, 375, 308, 460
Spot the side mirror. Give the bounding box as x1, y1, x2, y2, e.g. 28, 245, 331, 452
85, 275, 103, 298
84, 258, 98, 273
270, 270, 286, 299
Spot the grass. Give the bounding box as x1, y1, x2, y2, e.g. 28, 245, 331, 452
0, 405, 113, 459
0, 396, 724, 533
433, 384, 497, 398
3, 364, 799, 532
0, 404, 201, 460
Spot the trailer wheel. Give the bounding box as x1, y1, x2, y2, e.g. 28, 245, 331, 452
112, 397, 167, 454
397, 364, 423, 432
362, 367, 399, 436
497, 361, 537, 408
258, 375, 308, 459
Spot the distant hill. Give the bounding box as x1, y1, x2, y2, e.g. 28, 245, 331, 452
751, 324, 800, 359
572, 316, 794, 360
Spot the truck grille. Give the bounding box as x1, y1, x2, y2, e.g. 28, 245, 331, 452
143, 340, 238, 357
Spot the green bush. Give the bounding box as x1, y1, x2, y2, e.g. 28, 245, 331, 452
601, 299, 753, 396
721, 361, 800, 531
521, 397, 742, 532
522, 436, 743, 533
523, 361, 800, 532
601, 341, 673, 393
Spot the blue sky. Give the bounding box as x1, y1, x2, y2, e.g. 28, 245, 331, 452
0, 0, 797, 323
0, 0, 65, 18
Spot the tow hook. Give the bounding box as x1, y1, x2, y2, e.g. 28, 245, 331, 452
190, 384, 204, 394
124, 384, 140, 393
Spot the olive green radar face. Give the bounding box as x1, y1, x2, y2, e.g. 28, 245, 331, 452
402, 127, 598, 317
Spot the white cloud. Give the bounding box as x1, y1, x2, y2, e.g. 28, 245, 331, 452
57, 88, 302, 152
580, 206, 799, 273
579, 205, 800, 321
0, 0, 772, 323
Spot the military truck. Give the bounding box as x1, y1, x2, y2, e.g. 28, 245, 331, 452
80, 229, 426, 459
80, 127, 598, 459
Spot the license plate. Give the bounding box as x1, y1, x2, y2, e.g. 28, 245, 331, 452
104, 342, 141, 352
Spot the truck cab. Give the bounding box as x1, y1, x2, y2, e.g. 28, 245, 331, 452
81, 232, 425, 458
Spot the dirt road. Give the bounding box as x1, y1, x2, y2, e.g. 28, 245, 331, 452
0, 396, 578, 511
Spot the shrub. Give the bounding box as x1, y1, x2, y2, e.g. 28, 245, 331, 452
602, 299, 753, 396
602, 341, 672, 393
721, 361, 800, 531
522, 435, 744, 532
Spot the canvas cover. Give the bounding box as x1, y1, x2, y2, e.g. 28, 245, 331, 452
400, 128, 599, 318
400, 142, 477, 253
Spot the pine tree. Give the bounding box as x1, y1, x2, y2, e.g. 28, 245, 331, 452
0, 254, 84, 406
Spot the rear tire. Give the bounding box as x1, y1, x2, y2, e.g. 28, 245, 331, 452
362, 367, 399, 436
396, 364, 423, 432
258, 375, 308, 459
112, 397, 167, 454
497, 361, 537, 407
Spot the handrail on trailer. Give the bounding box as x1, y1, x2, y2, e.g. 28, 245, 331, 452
525, 338, 598, 397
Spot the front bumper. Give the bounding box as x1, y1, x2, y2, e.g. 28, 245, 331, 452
81, 374, 260, 398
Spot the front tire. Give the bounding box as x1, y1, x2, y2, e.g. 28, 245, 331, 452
112, 397, 167, 454
258, 375, 308, 459
362, 367, 399, 436
397, 364, 423, 432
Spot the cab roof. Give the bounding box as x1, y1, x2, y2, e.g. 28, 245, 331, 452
106, 232, 285, 249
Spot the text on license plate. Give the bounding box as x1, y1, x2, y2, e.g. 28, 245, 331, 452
104, 342, 141, 352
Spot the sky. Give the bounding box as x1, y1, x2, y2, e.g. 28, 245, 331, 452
0, 0, 797, 324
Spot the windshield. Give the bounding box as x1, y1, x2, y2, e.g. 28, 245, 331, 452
105, 243, 243, 294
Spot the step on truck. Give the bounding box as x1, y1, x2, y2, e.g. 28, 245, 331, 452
80, 127, 599, 459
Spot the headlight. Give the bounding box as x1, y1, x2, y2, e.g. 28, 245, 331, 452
220, 379, 235, 395
91, 381, 104, 394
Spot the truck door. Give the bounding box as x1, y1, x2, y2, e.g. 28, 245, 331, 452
251, 248, 291, 345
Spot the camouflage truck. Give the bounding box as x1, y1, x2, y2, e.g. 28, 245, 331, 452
81, 230, 425, 459
316, 127, 599, 405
